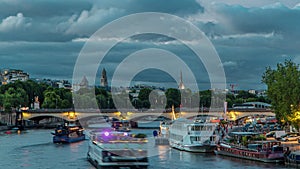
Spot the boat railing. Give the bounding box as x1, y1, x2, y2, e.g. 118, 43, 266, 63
220, 140, 285, 153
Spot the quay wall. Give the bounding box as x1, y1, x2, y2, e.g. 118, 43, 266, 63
0, 126, 9, 131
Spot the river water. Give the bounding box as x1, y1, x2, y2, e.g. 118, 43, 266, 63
0, 129, 292, 169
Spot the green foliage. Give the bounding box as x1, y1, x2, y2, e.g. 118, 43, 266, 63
42, 90, 61, 108
138, 88, 152, 107
165, 88, 180, 108
2, 87, 28, 112
0, 79, 273, 113
73, 93, 97, 109
236, 90, 257, 100
199, 90, 211, 107
138, 88, 152, 100
262, 60, 300, 127
133, 133, 147, 138
242, 136, 248, 146
0, 80, 50, 110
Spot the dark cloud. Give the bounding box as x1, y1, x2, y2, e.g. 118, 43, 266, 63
0, 1, 299, 90
0, 0, 92, 19
209, 3, 300, 38
0, 41, 82, 80
0, 0, 203, 42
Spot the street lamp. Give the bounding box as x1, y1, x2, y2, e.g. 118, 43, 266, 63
68, 112, 76, 119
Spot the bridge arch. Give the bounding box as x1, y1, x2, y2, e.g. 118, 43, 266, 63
129, 115, 171, 122
226, 109, 275, 122
28, 115, 67, 121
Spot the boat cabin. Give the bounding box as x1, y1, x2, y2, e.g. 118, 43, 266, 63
111, 120, 131, 132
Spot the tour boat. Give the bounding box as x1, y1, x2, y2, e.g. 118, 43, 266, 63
87, 129, 148, 169
214, 132, 285, 163
285, 151, 300, 167
52, 123, 85, 143
159, 121, 171, 137
168, 117, 219, 153
111, 120, 131, 132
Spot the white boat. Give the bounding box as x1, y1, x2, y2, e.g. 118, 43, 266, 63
159, 121, 171, 137
169, 118, 219, 153
87, 129, 149, 169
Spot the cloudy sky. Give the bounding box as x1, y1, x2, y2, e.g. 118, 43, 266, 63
1, 0, 300, 90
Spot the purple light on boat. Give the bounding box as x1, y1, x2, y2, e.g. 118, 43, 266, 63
104, 131, 109, 136
124, 132, 128, 136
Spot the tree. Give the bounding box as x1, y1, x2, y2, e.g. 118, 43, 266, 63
3, 87, 28, 111
137, 88, 152, 109
165, 88, 181, 108
199, 90, 211, 108
0, 80, 50, 108
236, 90, 257, 100
138, 88, 152, 101
96, 94, 108, 109
262, 60, 300, 129
42, 90, 61, 109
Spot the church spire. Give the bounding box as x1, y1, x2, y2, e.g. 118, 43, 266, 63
100, 68, 108, 88
178, 70, 185, 90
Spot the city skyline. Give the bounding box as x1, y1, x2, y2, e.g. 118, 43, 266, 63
1, 0, 300, 90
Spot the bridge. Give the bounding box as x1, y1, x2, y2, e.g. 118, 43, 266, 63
21, 108, 275, 125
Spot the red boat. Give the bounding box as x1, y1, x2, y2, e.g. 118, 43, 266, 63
214, 132, 285, 163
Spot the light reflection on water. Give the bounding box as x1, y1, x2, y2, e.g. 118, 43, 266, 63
0, 129, 291, 169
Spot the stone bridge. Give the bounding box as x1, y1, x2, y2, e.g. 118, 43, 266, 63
21, 108, 275, 123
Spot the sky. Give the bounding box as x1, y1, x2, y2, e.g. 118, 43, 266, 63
1, 0, 300, 90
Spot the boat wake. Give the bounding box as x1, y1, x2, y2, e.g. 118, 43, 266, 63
18, 142, 53, 149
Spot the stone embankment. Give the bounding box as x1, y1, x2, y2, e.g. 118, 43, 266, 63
0, 126, 9, 131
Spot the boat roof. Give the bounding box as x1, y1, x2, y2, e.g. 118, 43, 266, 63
174, 118, 190, 122
230, 132, 260, 136
254, 140, 281, 143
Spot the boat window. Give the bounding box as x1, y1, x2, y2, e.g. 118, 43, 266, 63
190, 136, 200, 141
190, 136, 196, 142
191, 125, 204, 131
296, 155, 300, 160
272, 146, 283, 152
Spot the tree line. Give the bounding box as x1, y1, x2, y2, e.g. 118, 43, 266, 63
0, 60, 298, 129
262, 60, 300, 130
0, 80, 269, 113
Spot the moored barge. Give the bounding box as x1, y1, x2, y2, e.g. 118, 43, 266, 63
52, 123, 85, 143
214, 132, 285, 163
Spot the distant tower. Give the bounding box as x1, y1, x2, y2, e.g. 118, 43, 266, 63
178, 71, 185, 90
230, 84, 238, 93
79, 75, 89, 88
100, 68, 108, 88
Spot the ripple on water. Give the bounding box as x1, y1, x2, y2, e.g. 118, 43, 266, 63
0, 129, 292, 169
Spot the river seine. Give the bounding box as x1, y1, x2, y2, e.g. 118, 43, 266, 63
0, 129, 291, 169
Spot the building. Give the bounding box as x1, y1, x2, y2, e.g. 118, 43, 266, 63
79, 75, 89, 88
33, 96, 40, 109
0, 68, 29, 85
72, 76, 89, 92
100, 68, 108, 88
